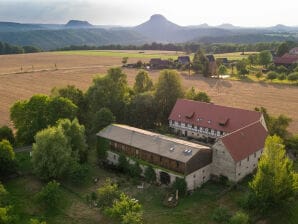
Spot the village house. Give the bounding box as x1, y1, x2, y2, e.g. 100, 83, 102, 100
149, 58, 171, 69
177, 56, 190, 65
206, 54, 218, 75
97, 99, 268, 190
274, 47, 298, 67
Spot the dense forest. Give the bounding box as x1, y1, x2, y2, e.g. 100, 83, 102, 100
0, 41, 41, 55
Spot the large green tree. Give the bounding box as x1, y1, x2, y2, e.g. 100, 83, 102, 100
249, 136, 298, 211
133, 70, 154, 93
10, 95, 77, 145
36, 180, 62, 210
129, 92, 157, 129
32, 127, 72, 180
51, 85, 87, 125
86, 67, 130, 122
56, 118, 88, 163
155, 70, 184, 124
0, 140, 16, 179
192, 50, 209, 76
259, 50, 272, 68
91, 107, 115, 134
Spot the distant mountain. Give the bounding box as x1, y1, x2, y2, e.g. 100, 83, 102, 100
134, 14, 181, 41
0, 15, 298, 50
65, 20, 93, 28
217, 23, 240, 30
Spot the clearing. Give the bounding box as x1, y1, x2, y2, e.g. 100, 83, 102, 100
0, 51, 297, 134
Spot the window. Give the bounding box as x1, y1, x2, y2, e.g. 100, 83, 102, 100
202, 169, 205, 173
239, 161, 241, 166
254, 153, 256, 158
176, 161, 179, 168
178, 121, 181, 125
193, 174, 196, 178
192, 124, 194, 129
160, 157, 163, 162
247, 156, 249, 162
238, 173, 241, 176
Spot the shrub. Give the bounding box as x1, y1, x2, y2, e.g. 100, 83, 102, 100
266, 71, 278, 81
0, 126, 15, 145
288, 72, 298, 82
211, 206, 231, 223
36, 180, 62, 210
0, 140, 16, 178
276, 65, 288, 74
255, 71, 262, 79
229, 211, 249, 224
118, 154, 129, 173
172, 178, 187, 197
122, 211, 143, 224
68, 162, 89, 185
97, 178, 120, 209
277, 73, 287, 80
144, 165, 156, 183
129, 162, 142, 178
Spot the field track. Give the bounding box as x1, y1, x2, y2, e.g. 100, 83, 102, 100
0, 51, 297, 134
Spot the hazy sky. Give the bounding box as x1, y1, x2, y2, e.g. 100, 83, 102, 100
0, 0, 297, 27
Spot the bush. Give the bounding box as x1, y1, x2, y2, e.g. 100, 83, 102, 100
172, 178, 187, 197
0, 140, 16, 178
255, 71, 262, 79
68, 162, 89, 185
36, 181, 62, 210
212, 206, 231, 224
97, 178, 120, 209
129, 162, 142, 178
276, 65, 288, 74
0, 126, 15, 145
277, 73, 287, 80
144, 165, 156, 183
118, 154, 129, 173
229, 211, 249, 224
266, 71, 278, 81
288, 72, 298, 82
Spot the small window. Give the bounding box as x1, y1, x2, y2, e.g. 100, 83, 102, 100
192, 124, 194, 128
176, 161, 179, 168
239, 161, 241, 166
160, 157, 162, 162
247, 156, 249, 162
254, 153, 256, 158
238, 173, 241, 176
193, 174, 196, 178
202, 169, 205, 173
113, 155, 116, 159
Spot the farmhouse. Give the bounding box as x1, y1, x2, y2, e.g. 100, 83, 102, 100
97, 124, 212, 190
273, 53, 298, 67
97, 99, 268, 190
149, 58, 171, 69
177, 56, 190, 65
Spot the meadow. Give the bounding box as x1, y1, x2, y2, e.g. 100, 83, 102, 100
0, 51, 298, 134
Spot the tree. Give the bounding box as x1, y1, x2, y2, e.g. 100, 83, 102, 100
0, 140, 16, 178
97, 178, 120, 208
144, 165, 156, 183
276, 42, 290, 57
194, 92, 211, 103
32, 127, 72, 180
249, 136, 298, 211
0, 207, 11, 224
122, 57, 128, 66
276, 65, 288, 74
0, 126, 15, 146
248, 54, 259, 67
155, 70, 184, 123
266, 71, 278, 81
192, 50, 209, 76
218, 64, 227, 77
29, 219, 47, 224
10, 95, 77, 145
56, 118, 88, 163
212, 206, 231, 223
236, 59, 248, 76
129, 92, 157, 129
277, 73, 286, 81
285, 135, 298, 154
255, 71, 262, 79
51, 85, 87, 124
106, 193, 142, 221
36, 180, 62, 210
229, 211, 249, 224
86, 67, 130, 122
91, 108, 115, 134
172, 178, 187, 197
259, 50, 272, 68
122, 211, 143, 224
133, 70, 153, 93
255, 107, 291, 139
288, 72, 298, 82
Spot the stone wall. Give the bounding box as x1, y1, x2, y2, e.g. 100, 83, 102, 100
185, 164, 211, 190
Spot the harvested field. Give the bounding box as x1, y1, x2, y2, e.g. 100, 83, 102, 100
0, 51, 297, 134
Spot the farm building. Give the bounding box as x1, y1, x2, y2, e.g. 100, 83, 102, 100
177, 56, 190, 65
149, 58, 171, 69
97, 124, 212, 190
97, 99, 268, 190
206, 54, 218, 75
273, 53, 298, 67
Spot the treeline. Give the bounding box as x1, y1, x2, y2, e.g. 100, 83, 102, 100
0, 41, 41, 55
56, 41, 294, 54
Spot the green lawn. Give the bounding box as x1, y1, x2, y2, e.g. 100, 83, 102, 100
4, 150, 298, 224
214, 52, 258, 61
55, 50, 182, 60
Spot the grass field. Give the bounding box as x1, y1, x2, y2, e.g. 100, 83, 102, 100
214, 52, 258, 61
56, 50, 184, 60
0, 51, 298, 134
4, 150, 297, 224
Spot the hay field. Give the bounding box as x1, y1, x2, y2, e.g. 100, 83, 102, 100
0, 51, 298, 134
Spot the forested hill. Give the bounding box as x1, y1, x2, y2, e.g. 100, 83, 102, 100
0, 15, 298, 50
0, 41, 41, 54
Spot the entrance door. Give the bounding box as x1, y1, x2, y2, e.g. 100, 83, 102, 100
160, 171, 171, 185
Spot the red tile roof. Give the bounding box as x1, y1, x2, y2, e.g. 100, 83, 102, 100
274, 53, 298, 65
220, 121, 268, 162
169, 99, 262, 133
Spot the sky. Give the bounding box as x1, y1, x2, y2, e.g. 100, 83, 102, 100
0, 0, 297, 27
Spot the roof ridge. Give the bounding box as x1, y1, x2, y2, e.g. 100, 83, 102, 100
220, 120, 261, 138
